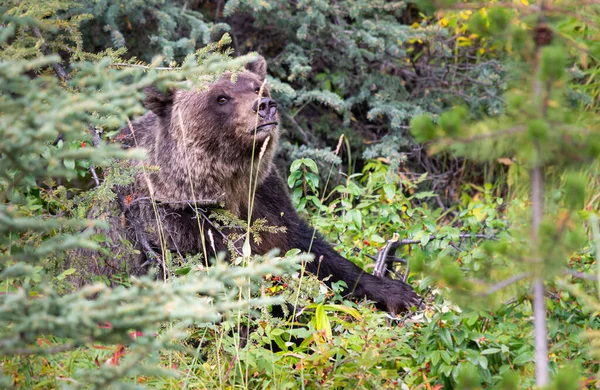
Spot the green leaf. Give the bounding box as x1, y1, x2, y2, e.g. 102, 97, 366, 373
429, 350, 441, 366
290, 159, 303, 173
413, 191, 436, 199
512, 353, 533, 365
478, 355, 488, 369
481, 348, 501, 355
302, 158, 318, 174
321, 304, 363, 321
440, 350, 453, 364
63, 159, 75, 170
56, 268, 77, 281
465, 311, 479, 327
91, 234, 107, 242
349, 209, 362, 229
174, 267, 191, 275
305, 172, 320, 190
439, 327, 453, 349
383, 183, 395, 201
440, 364, 453, 377
287, 170, 301, 188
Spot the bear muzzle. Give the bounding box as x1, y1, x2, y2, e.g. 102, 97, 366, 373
252, 98, 278, 120
251, 97, 278, 133
254, 122, 278, 133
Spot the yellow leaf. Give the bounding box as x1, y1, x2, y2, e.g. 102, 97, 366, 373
521, 0, 529, 5
411, 22, 420, 29
314, 304, 332, 339
472, 207, 488, 222
439, 17, 449, 27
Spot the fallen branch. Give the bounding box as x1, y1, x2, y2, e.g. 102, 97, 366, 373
122, 196, 243, 258
193, 207, 244, 257
116, 193, 163, 270
88, 125, 102, 186
32, 26, 69, 82
128, 196, 221, 207
564, 270, 598, 281
373, 232, 497, 278
484, 272, 529, 296
108, 63, 181, 71
1, 340, 75, 356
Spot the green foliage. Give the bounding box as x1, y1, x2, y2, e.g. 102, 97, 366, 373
411, 1, 600, 388
70, 0, 505, 173
75, 0, 229, 63
2, 0, 600, 388
0, 6, 304, 387
288, 157, 322, 212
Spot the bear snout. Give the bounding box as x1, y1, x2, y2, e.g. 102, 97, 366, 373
252, 97, 278, 120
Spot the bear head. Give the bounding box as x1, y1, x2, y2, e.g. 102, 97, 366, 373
137, 56, 280, 214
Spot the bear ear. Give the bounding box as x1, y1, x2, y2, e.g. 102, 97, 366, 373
244, 55, 267, 82
143, 86, 174, 117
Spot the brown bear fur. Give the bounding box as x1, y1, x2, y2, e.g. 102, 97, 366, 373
75, 56, 420, 314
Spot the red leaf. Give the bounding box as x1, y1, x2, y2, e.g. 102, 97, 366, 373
37, 338, 51, 347
130, 331, 144, 340
108, 344, 126, 366
92, 345, 112, 350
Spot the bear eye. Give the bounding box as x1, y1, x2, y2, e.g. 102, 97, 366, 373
254, 87, 260, 94
216, 95, 229, 105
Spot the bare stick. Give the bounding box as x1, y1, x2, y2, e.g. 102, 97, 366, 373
484, 272, 529, 296
33, 27, 103, 187
88, 125, 102, 186
285, 113, 311, 144
2, 342, 75, 356
192, 207, 244, 257
373, 232, 497, 278
128, 196, 220, 207
108, 63, 181, 71
564, 270, 598, 281
116, 194, 163, 269
31, 27, 69, 82
374, 233, 399, 277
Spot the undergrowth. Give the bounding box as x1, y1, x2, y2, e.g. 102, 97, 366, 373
3, 158, 600, 389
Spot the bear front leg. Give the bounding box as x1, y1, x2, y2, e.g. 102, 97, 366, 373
253, 171, 420, 313
304, 236, 421, 314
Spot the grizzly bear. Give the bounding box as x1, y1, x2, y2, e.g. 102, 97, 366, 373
85, 56, 419, 314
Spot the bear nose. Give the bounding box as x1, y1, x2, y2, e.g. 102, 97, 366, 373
252, 98, 277, 119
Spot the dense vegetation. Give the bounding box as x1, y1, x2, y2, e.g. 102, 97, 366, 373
1, 0, 599, 388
